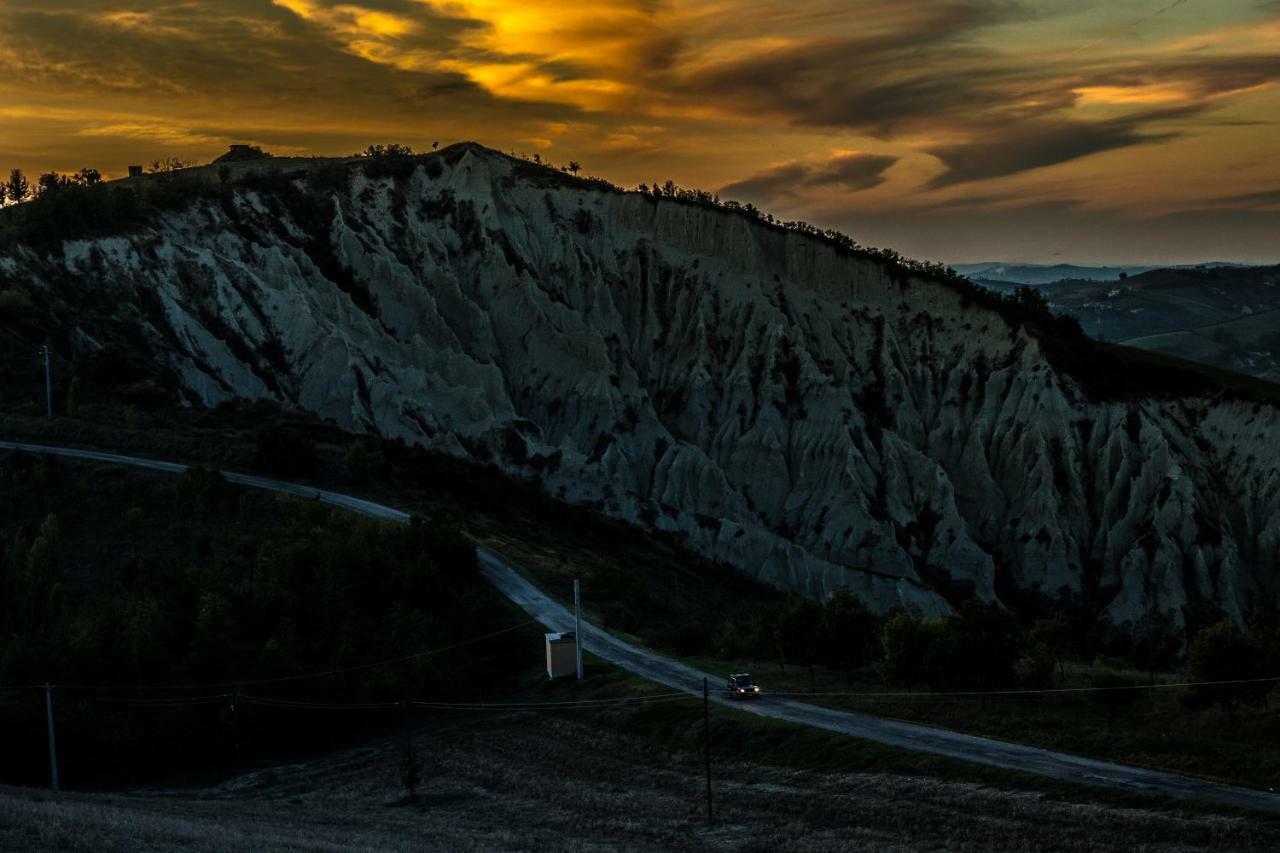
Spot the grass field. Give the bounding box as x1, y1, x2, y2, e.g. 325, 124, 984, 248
6, 662, 1280, 853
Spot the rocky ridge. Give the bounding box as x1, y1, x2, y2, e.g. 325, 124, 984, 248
3, 144, 1278, 630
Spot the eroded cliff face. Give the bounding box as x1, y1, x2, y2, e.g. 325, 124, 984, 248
5, 146, 1279, 628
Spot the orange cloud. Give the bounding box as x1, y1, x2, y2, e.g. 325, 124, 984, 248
0, 1, 1278, 262
1074, 83, 1193, 106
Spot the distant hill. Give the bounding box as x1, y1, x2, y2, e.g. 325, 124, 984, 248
953, 261, 1251, 286
952, 262, 1158, 284
984, 266, 1280, 378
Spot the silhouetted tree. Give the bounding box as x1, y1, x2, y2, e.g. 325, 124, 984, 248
1012, 285, 1051, 319
36, 172, 68, 196
950, 600, 1020, 690
1185, 619, 1269, 715
567, 161, 581, 175
877, 612, 928, 691
73, 168, 102, 186
820, 589, 877, 683
1131, 609, 1181, 683
147, 157, 193, 173
1029, 613, 1074, 678
774, 599, 821, 677
360, 143, 413, 158
4, 169, 30, 204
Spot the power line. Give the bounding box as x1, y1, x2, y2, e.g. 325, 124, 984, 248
8, 669, 1280, 700
767, 673, 1280, 700
236, 692, 691, 712
95, 693, 233, 707
411, 693, 690, 710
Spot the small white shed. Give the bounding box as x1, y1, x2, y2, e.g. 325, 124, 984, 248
545, 631, 578, 679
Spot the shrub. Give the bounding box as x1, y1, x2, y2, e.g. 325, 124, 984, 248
253, 425, 320, 478
877, 612, 929, 690
1091, 669, 1140, 723
820, 589, 878, 682
1185, 619, 1270, 714
571, 207, 595, 235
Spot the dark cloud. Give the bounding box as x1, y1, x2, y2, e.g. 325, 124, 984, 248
677, 3, 1043, 136
720, 151, 898, 201
0, 0, 585, 137
924, 111, 1187, 188
1199, 187, 1280, 210
676, 2, 1280, 186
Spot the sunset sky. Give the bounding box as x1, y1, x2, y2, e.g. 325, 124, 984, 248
1, 0, 1278, 264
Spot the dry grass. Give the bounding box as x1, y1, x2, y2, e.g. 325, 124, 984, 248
4, 711, 1279, 852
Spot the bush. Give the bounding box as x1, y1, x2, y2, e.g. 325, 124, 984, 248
774, 599, 822, 675
254, 425, 320, 478
820, 589, 878, 682
877, 612, 929, 690
344, 438, 384, 484
1185, 620, 1271, 714
1015, 647, 1056, 689
1091, 669, 1140, 721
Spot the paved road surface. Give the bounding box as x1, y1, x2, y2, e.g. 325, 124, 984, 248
4, 439, 1278, 813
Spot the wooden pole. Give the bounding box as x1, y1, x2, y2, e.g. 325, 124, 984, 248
703, 677, 712, 823
231, 685, 241, 771
44, 683, 59, 793
574, 579, 583, 681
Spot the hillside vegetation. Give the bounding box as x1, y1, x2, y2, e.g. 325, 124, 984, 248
0, 451, 528, 788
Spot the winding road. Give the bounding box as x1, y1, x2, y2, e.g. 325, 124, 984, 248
4, 439, 1278, 814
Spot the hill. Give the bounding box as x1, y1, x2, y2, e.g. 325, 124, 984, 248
1122, 308, 1280, 381
963, 265, 1280, 378
0, 143, 1278, 637
953, 262, 1160, 284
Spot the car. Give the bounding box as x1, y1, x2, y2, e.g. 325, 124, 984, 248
727, 673, 762, 699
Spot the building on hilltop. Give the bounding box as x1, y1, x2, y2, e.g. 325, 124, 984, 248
213, 144, 272, 163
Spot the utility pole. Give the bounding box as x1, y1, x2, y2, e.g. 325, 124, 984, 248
44, 683, 59, 793
703, 677, 712, 823
231, 685, 241, 771
403, 686, 412, 760
574, 579, 583, 681
40, 344, 52, 420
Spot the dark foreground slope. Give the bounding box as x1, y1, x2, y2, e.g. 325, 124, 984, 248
5, 705, 1280, 853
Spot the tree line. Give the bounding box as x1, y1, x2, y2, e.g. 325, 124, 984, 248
710, 588, 1280, 714
3, 159, 196, 206
0, 451, 525, 787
